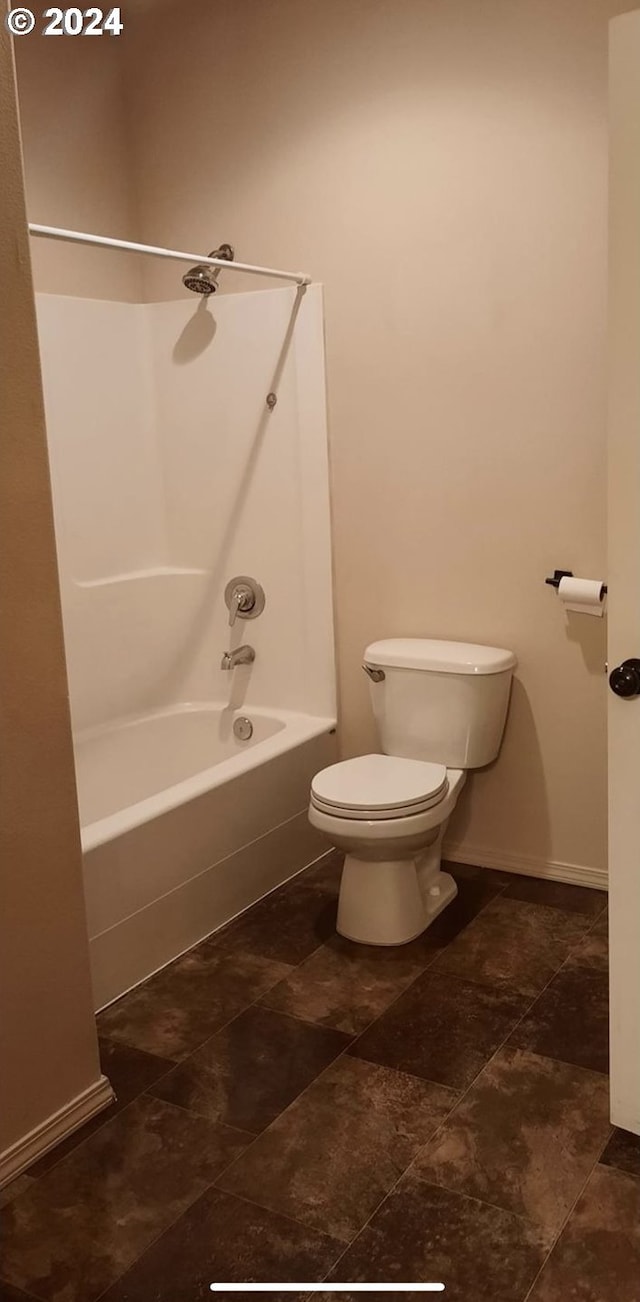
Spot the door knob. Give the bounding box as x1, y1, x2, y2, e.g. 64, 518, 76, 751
609, 658, 640, 698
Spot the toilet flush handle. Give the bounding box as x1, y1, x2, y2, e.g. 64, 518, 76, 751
362, 663, 385, 683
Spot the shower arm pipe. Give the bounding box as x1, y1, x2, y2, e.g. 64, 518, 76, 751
28, 224, 312, 287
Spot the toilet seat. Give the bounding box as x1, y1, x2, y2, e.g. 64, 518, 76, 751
310, 753, 448, 821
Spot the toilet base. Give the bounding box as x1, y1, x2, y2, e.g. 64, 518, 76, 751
336, 855, 458, 946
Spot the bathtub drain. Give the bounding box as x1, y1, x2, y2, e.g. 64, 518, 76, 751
233, 716, 253, 741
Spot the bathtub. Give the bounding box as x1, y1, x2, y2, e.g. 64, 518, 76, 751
78, 703, 337, 1009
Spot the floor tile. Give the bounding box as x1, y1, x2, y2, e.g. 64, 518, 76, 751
98, 1033, 177, 1089
328, 1171, 547, 1301
149, 1005, 350, 1132
416, 861, 511, 948
99, 1186, 342, 1301
312, 1296, 422, 1302
260, 931, 436, 1036
297, 851, 344, 894
299, 854, 510, 904
0, 1176, 35, 1209
508, 966, 609, 1074
97, 942, 292, 1060
0, 1285, 41, 1301
0, 1095, 250, 1302
214, 880, 338, 965
502, 876, 607, 918
600, 1126, 640, 1180
564, 911, 608, 973
299, 864, 510, 1019
433, 897, 590, 996
218, 1055, 456, 1242
348, 970, 531, 1089
444, 860, 514, 893
527, 1165, 640, 1301
414, 1046, 611, 1239
29, 1038, 175, 1176
244, 859, 504, 991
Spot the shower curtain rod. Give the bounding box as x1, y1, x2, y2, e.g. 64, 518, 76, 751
28, 224, 312, 287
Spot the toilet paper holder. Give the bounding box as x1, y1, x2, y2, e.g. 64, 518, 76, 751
545, 569, 608, 598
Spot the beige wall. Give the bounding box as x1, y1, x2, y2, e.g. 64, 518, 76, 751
123, 0, 628, 879
14, 0, 629, 880
0, 29, 102, 1164
14, 34, 140, 300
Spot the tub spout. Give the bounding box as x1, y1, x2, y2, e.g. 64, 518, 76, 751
220, 645, 255, 670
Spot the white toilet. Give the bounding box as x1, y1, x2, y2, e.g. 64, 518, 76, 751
309, 639, 516, 945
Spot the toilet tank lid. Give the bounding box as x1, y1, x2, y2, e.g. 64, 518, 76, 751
364, 639, 517, 675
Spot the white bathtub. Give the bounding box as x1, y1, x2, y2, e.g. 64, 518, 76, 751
78, 704, 337, 1009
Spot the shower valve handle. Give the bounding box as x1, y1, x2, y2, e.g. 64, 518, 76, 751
228, 585, 255, 626
224, 576, 266, 626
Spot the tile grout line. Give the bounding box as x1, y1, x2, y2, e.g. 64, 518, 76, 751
96, 862, 508, 1067
403, 975, 551, 1162
136, 870, 574, 1255
207, 1001, 470, 1243
520, 1126, 616, 1302
319, 1124, 559, 1286
132, 873, 513, 1160
144, 1087, 261, 1137
87, 1101, 285, 1302
97, 1029, 179, 1066
216, 868, 517, 1055
28, 941, 325, 1183
403, 944, 598, 1166
21, 1055, 178, 1181
502, 1044, 609, 1078
349, 936, 607, 1278
211, 1039, 361, 1195
559, 957, 608, 975
412, 1169, 558, 1234
324, 1047, 607, 1294
16, 866, 607, 1299
322, 1018, 550, 1282
330, 869, 516, 1040
210, 871, 515, 1198
37, 878, 600, 1177
201, 1179, 349, 1260
0, 1276, 42, 1302
75, 877, 513, 1272
28, 870, 343, 1183
96, 849, 340, 1008
94, 951, 331, 1079
361, 946, 611, 1297
318, 873, 553, 1283
328, 879, 610, 1290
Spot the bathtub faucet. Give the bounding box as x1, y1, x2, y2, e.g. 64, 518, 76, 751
220, 645, 256, 670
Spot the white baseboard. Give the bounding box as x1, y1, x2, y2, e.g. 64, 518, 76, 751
444, 843, 608, 892
0, 1074, 114, 1188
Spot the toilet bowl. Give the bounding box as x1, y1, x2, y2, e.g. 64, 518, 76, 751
308, 638, 516, 946
310, 755, 466, 944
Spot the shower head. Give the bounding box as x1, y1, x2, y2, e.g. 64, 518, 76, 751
182, 243, 234, 295
182, 265, 217, 295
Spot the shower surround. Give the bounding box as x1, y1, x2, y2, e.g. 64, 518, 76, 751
36, 284, 336, 1008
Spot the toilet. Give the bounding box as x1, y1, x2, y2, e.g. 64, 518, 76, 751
309, 639, 516, 945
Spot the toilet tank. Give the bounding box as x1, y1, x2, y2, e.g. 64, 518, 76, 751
363, 639, 517, 769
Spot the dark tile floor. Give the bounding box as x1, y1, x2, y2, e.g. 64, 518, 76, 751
1, 854, 638, 1302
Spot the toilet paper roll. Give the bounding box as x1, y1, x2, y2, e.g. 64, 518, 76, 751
557, 576, 606, 617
